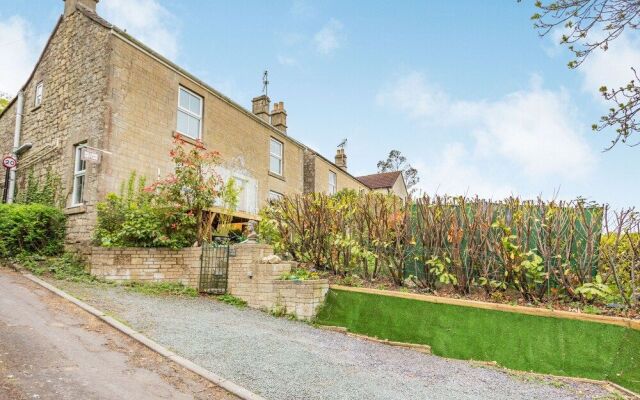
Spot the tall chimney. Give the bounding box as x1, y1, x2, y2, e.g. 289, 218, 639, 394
335, 148, 347, 171
251, 94, 270, 122
64, 0, 99, 17
270, 101, 287, 134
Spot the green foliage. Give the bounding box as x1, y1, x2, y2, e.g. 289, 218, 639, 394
575, 275, 614, 302
17, 252, 94, 283
123, 281, 197, 297
213, 177, 240, 237
261, 191, 409, 284
0, 97, 8, 113
317, 289, 640, 393
95, 172, 197, 248
216, 293, 248, 308
280, 268, 320, 281
0, 204, 66, 257
16, 169, 62, 207
96, 140, 226, 248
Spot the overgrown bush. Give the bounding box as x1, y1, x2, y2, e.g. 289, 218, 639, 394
95, 139, 234, 248
0, 204, 66, 257
260, 191, 410, 285
260, 192, 640, 311
95, 173, 197, 248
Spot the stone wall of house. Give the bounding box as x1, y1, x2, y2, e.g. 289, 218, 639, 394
227, 243, 329, 320
89, 247, 201, 287
0, 9, 111, 244
101, 33, 306, 215
302, 151, 369, 194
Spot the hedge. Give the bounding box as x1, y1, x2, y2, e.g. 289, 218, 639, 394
0, 204, 66, 257
316, 288, 640, 394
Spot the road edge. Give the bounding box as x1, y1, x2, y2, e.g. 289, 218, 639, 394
23, 273, 267, 400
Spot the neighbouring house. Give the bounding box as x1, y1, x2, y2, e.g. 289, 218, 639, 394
356, 171, 409, 200
0, 0, 407, 245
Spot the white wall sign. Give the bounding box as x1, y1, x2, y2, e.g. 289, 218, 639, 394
81, 147, 101, 163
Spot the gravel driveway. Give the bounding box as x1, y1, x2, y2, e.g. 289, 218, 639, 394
52, 280, 616, 400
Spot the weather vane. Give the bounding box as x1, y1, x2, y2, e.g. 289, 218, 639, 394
262, 70, 269, 96
338, 138, 347, 148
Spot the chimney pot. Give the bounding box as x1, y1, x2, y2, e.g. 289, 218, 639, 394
64, 0, 99, 17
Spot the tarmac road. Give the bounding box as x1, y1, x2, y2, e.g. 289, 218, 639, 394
0, 267, 236, 400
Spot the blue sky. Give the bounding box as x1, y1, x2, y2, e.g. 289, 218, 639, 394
1, 0, 639, 207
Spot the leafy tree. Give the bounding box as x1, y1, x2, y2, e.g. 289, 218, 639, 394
377, 150, 419, 193
530, 0, 640, 149
0, 97, 8, 113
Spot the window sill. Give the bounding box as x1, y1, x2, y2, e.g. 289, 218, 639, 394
268, 171, 285, 182
64, 204, 87, 215
173, 131, 205, 148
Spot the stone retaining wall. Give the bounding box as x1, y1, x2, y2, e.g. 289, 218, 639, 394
89, 247, 201, 287
88, 243, 329, 320
227, 243, 329, 320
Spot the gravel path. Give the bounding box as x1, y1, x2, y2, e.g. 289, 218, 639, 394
52, 280, 617, 400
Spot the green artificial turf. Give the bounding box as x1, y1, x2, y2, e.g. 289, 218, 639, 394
315, 289, 640, 393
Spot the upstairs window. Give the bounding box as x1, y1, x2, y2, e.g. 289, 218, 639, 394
72, 144, 87, 206
270, 138, 283, 176
328, 171, 337, 195
177, 87, 202, 139
34, 82, 43, 108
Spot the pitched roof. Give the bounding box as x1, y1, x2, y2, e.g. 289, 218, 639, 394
356, 171, 403, 189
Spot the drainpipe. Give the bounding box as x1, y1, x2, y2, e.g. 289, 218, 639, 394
6, 90, 24, 204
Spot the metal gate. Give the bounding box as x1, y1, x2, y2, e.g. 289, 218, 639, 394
199, 238, 229, 294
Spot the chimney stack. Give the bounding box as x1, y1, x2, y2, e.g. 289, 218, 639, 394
251, 94, 270, 122
64, 0, 99, 17
270, 101, 287, 134
335, 148, 347, 171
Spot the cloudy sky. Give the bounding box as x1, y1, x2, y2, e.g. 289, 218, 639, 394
1, 0, 639, 207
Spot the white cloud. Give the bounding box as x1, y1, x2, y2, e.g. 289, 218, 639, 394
101, 0, 179, 60
415, 143, 514, 199
376, 71, 449, 119
377, 71, 596, 197
314, 19, 343, 55
0, 16, 41, 95
579, 34, 640, 99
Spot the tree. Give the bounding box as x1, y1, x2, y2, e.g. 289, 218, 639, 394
0, 98, 8, 113
530, 0, 640, 149
377, 150, 419, 194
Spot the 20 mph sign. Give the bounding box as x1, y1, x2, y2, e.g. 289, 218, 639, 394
2, 155, 17, 169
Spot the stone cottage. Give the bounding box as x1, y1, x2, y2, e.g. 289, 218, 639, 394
0, 0, 407, 244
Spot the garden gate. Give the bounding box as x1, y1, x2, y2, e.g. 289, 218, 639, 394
199, 238, 229, 294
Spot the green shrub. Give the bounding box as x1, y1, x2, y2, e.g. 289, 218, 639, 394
95, 173, 197, 249
0, 204, 66, 257
279, 268, 320, 281
17, 252, 94, 282
217, 294, 248, 308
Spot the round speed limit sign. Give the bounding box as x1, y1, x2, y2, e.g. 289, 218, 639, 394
2, 155, 17, 169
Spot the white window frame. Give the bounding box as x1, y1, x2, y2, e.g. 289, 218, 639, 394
328, 170, 337, 195
34, 81, 44, 108
269, 138, 283, 176
268, 190, 284, 202
72, 144, 87, 206
176, 86, 203, 139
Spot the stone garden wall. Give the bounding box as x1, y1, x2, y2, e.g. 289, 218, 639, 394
88, 243, 329, 320
89, 247, 201, 287
227, 243, 329, 320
